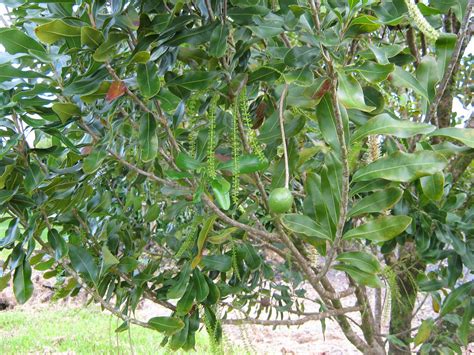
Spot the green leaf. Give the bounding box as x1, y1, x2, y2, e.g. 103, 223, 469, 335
352, 151, 448, 182
34, 19, 81, 44
137, 62, 160, 99
356, 62, 394, 83
209, 23, 229, 58
81, 26, 104, 49
167, 263, 191, 299
201, 255, 232, 272
68, 244, 99, 284
218, 154, 269, 174
193, 269, 209, 302
284, 47, 320, 68
210, 177, 231, 211
168, 71, 219, 90
440, 281, 473, 316
0, 273, 10, 292
52, 103, 81, 123
343, 215, 412, 242
0, 219, 20, 248
348, 187, 403, 218
144, 204, 161, 222
459, 301, 473, 345
83, 149, 107, 174
208, 227, 238, 244
148, 317, 185, 336
176, 285, 195, 315
338, 73, 375, 112
428, 128, 474, 148
139, 113, 158, 162
336, 251, 382, 274
281, 214, 332, 241
416, 56, 440, 111
175, 152, 202, 171
191, 215, 217, 268
166, 22, 216, 47
0, 28, 45, 54
390, 66, 429, 101
414, 319, 434, 346
47, 228, 68, 260
13, 260, 34, 304
345, 15, 380, 37
93, 32, 128, 62
315, 94, 343, 154
0, 64, 47, 82
284, 67, 314, 86
333, 264, 382, 288
130, 51, 151, 64
420, 172, 444, 201
101, 245, 119, 270
435, 34, 456, 77
351, 114, 435, 142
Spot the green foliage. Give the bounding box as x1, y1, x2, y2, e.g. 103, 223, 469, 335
0, 0, 472, 353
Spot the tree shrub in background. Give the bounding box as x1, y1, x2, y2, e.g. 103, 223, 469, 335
0, 0, 472, 354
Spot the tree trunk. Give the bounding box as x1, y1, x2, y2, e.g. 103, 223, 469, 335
387, 242, 425, 354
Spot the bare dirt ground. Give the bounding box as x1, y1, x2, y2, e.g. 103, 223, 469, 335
0, 270, 472, 355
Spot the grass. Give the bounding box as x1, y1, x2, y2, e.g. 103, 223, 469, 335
0, 306, 222, 354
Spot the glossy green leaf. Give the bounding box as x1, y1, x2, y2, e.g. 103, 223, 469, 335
336, 251, 382, 274
34, 19, 81, 44
284, 47, 321, 68
337, 73, 375, 112
353, 151, 448, 182
176, 152, 201, 171
0, 64, 47, 82
208, 227, 238, 244
428, 128, 474, 148
167, 263, 191, 299
420, 172, 444, 201
168, 71, 219, 90
13, 259, 34, 304
414, 319, 434, 346
440, 281, 473, 316
137, 62, 160, 99
130, 51, 151, 64
144, 204, 161, 222
80, 26, 104, 48
435, 34, 456, 77
209, 23, 229, 58
281, 214, 332, 241
416, 56, 440, 112
101, 245, 119, 271
201, 255, 232, 272
351, 114, 435, 142
139, 113, 158, 162
355, 62, 394, 83
93, 32, 128, 62
210, 177, 231, 211
83, 149, 107, 174
0, 28, 44, 54
348, 187, 403, 218
391, 66, 429, 101
47, 228, 68, 260
343, 215, 412, 242
176, 285, 195, 315
0, 219, 20, 248
193, 269, 209, 302
345, 15, 380, 37
52, 103, 81, 123
68, 244, 99, 284
148, 316, 185, 336
191, 215, 217, 268
218, 154, 269, 174
333, 264, 382, 288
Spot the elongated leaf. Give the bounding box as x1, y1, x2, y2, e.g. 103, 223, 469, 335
356, 62, 394, 83
218, 154, 269, 174
201, 255, 232, 272
52, 103, 81, 123
351, 114, 435, 143
416, 56, 440, 112
35, 19, 81, 44
391, 66, 429, 101
428, 128, 474, 148
343, 215, 412, 242
137, 62, 160, 99
13, 260, 34, 304
337, 73, 375, 112
68, 244, 99, 283
168, 71, 219, 90
167, 263, 191, 299
353, 151, 448, 182
208, 227, 238, 244
414, 319, 434, 346
440, 281, 473, 316
193, 269, 209, 302
0, 219, 20, 248
191, 215, 217, 268
209, 23, 229, 58
81, 26, 104, 48
420, 172, 444, 201
348, 187, 403, 218
210, 177, 231, 211
281, 214, 332, 241
0, 28, 44, 54
0, 64, 47, 82
148, 317, 185, 336
139, 113, 158, 162
48, 228, 68, 260
316, 94, 342, 154
93, 33, 128, 62
333, 264, 382, 288
336, 251, 381, 274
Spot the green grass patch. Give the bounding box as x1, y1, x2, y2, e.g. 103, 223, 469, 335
0, 306, 226, 354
